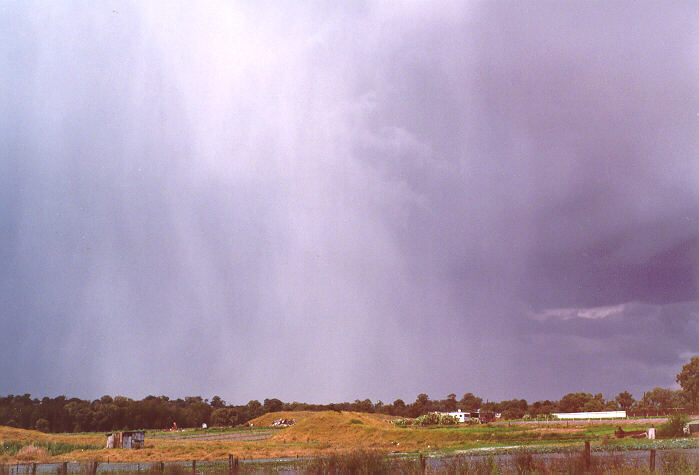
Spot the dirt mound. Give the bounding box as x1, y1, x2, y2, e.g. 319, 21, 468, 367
248, 411, 319, 427
250, 411, 394, 430
261, 411, 401, 445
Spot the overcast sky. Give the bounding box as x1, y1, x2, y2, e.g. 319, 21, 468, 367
1, 1, 697, 405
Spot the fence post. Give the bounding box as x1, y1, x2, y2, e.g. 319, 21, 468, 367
91, 461, 99, 475
584, 441, 591, 470
31, 463, 37, 475
159, 461, 164, 473
233, 457, 239, 475
649, 449, 656, 472
62, 461, 68, 475
192, 460, 196, 474
228, 455, 233, 475
419, 454, 426, 474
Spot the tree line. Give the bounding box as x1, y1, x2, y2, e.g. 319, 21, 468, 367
2, 357, 696, 433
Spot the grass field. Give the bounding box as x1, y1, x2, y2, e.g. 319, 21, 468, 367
0, 411, 697, 464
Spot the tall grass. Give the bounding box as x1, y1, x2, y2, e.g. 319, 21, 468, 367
0, 439, 100, 457
304, 450, 421, 474
300, 449, 699, 474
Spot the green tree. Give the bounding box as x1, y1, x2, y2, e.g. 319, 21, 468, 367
582, 393, 605, 412
34, 418, 50, 432
263, 398, 283, 413
615, 391, 635, 411
444, 394, 457, 412
642, 387, 680, 411
210, 396, 226, 409
409, 394, 430, 417
392, 399, 406, 416
459, 393, 482, 411
245, 400, 263, 420
676, 356, 699, 410
211, 408, 238, 426
559, 392, 593, 413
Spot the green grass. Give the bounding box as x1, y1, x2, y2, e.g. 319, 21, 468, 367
0, 440, 101, 456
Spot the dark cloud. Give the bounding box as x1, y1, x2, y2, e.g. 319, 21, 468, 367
0, 1, 697, 403
510, 301, 699, 398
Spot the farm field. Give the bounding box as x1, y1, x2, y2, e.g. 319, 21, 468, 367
1, 411, 697, 465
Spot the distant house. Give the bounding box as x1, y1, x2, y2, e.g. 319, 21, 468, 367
106, 431, 145, 449
439, 409, 471, 423
552, 411, 626, 420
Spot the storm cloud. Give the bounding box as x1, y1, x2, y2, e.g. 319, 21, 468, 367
1, 1, 697, 404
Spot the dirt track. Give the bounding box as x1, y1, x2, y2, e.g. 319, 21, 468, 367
148, 430, 277, 442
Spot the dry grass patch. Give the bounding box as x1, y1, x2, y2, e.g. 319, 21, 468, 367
0, 426, 102, 446
15, 445, 50, 461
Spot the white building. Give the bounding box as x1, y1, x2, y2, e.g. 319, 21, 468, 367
552, 411, 626, 420
440, 409, 471, 423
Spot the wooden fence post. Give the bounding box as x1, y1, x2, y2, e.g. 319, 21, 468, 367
62, 461, 68, 475
228, 454, 233, 475
584, 441, 591, 470
419, 454, 426, 474
192, 460, 196, 474
649, 449, 656, 472
159, 461, 164, 472
91, 461, 99, 475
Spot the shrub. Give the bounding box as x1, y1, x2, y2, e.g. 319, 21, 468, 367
390, 418, 414, 427
439, 414, 458, 425
415, 413, 441, 426
657, 413, 690, 437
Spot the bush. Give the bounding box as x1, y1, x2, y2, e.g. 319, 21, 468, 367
415, 413, 441, 426
439, 414, 458, 425
657, 413, 690, 437
390, 418, 413, 427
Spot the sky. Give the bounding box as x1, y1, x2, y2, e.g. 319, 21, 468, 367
0, 1, 697, 405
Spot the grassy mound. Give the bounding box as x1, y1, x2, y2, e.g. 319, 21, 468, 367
0, 426, 53, 443
248, 411, 323, 427
267, 411, 399, 447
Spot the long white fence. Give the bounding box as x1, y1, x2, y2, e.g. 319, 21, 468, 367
552, 410, 626, 419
